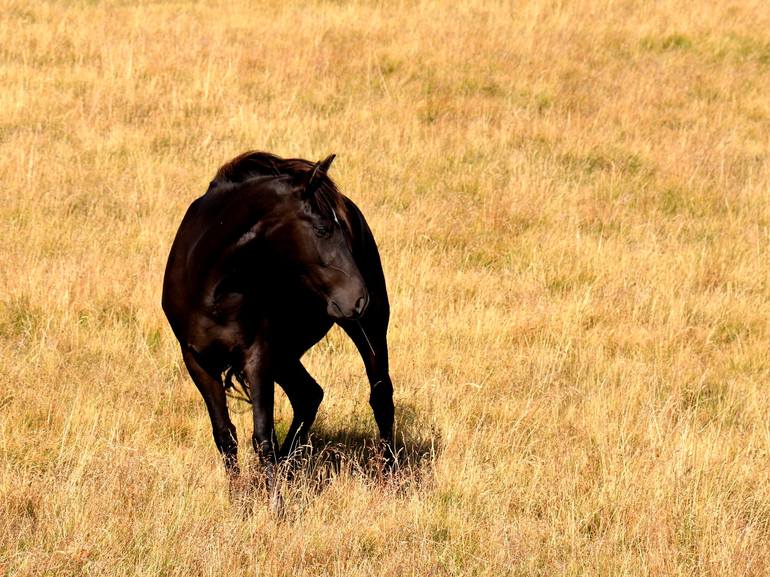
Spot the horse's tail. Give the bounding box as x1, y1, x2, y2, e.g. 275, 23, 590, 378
224, 367, 252, 404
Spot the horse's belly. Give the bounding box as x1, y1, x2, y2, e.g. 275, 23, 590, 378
184, 293, 333, 364
186, 314, 246, 357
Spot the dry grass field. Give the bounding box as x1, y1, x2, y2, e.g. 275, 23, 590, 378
1, 0, 769, 575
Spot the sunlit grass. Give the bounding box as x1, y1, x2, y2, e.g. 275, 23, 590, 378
0, 0, 769, 575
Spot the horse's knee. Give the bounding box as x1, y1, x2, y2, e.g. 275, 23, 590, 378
369, 377, 394, 440
288, 378, 323, 417
369, 376, 393, 407
307, 381, 324, 412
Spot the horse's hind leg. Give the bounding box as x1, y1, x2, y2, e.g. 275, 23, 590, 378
182, 348, 239, 477
275, 360, 324, 458
340, 308, 395, 466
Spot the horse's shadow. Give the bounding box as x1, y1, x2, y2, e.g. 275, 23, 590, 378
237, 402, 441, 508
298, 422, 439, 482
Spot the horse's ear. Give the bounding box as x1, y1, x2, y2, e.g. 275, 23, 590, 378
300, 154, 336, 199
317, 154, 336, 174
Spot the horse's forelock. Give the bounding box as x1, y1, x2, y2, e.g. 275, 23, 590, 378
313, 182, 351, 236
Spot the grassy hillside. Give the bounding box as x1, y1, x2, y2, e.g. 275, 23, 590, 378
1, 0, 768, 575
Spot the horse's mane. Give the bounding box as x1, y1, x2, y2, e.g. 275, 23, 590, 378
212, 151, 349, 230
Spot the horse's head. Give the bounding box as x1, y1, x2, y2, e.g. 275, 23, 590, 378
265, 155, 368, 320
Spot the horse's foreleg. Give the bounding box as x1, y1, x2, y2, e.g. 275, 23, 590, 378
369, 374, 395, 456
182, 348, 239, 477
242, 344, 278, 493
275, 360, 324, 458
340, 307, 395, 467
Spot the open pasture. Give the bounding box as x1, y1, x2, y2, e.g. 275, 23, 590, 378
1, 0, 769, 575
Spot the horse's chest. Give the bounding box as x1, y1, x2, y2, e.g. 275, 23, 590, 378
267, 310, 333, 356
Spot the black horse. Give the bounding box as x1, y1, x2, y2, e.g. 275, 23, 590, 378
162, 151, 395, 489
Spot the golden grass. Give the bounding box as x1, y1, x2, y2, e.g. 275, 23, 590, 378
1, 0, 769, 574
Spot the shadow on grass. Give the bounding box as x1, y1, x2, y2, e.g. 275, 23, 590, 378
299, 400, 439, 482
233, 402, 441, 513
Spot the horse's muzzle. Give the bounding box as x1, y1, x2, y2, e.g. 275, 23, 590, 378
328, 291, 369, 320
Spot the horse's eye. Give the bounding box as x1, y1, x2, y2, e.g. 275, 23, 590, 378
313, 224, 332, 238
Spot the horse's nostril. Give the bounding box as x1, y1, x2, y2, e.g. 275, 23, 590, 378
355, 296, 366, 314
